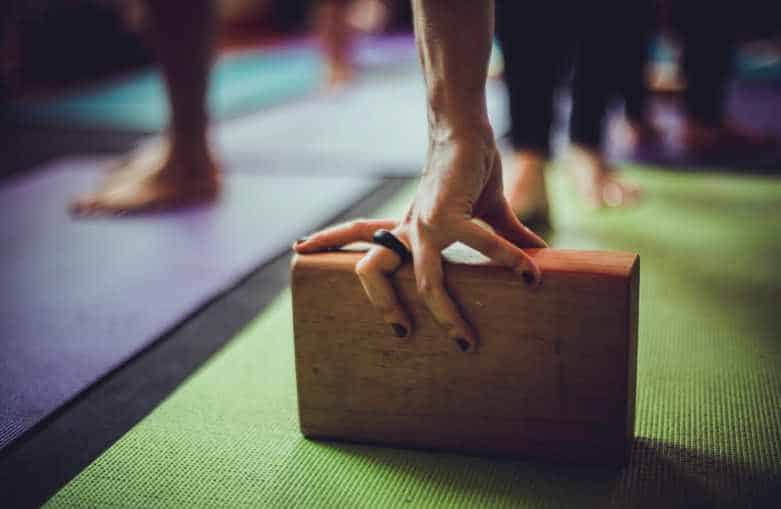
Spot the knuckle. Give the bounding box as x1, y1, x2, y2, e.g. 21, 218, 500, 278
493, 242, 521, 267
417, 278, 434, 298
507, 252, 526, 267
416, 210, 447, 230
484, 237, 503, 259
354, 257, 374, 278
350, 219, 370, 234
415, 200, 464, 227
417, 279, 447, 303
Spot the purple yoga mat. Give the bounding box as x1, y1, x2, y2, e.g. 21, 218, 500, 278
0, 158, 379, 450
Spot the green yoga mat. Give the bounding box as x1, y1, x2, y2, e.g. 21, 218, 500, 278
46, 166, 781, 508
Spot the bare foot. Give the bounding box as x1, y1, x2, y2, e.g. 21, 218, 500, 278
567, 144, 641, 209
70, 142, 220, 216
503, 150, 550, 228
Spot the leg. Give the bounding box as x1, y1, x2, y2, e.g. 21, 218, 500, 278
676, 0, 733, 129
495, 0, 567, 224
317, 0, 356, 89
72, 0, 220, 215
618, 0, 660, 147
567, 1, 641, 208
673, 0, 775, 152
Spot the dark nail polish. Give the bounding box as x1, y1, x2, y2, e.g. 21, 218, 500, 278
455, 337, 470, 352
295, 237, 308, 245
391, 323, 408, 338
522, 271, 535, 286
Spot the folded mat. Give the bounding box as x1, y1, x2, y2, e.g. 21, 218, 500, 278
12, 35, 416, 132
46, 165, 781, 508
0, 158, 380, 451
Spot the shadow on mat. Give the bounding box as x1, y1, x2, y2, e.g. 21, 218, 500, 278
283, 437, 778, 508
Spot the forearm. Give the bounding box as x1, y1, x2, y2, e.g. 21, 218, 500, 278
412, 0, 494, 143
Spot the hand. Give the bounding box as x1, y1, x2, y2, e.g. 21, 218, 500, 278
294, 133, 547, 352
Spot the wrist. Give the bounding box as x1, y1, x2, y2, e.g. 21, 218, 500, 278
427, 106, 494, 148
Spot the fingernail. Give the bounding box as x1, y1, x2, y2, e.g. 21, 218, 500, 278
295, 237, 308, 245
455, 337, 471, 352
391, 323, 408, 338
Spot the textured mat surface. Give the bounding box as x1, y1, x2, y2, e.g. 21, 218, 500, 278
0, 159, 379, 451
12, 36, 415, 132
46, 166, 781, 508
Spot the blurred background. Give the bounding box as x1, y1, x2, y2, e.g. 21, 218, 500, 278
1, 2, 781, 508
1, 0, 781, 177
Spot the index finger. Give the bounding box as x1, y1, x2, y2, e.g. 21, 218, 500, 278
294, 219, 398, 253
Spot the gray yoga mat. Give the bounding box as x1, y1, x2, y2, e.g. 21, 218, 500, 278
213, 64, 781, 176
0, 158, 379, 451
211, 64, 510, 176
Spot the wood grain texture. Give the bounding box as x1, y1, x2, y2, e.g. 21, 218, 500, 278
291, 246, 639, 466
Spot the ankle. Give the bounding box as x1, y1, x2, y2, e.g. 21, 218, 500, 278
506, 150, 548, 214
166, 137, 217, 176
568, 144, 607, 174
514, 149, 545, 170
569, 143, 599, 160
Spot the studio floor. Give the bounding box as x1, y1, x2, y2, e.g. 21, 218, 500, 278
1, 36, 781, 509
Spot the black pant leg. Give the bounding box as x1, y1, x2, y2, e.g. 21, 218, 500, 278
673, 0, 735, 126
495, 0, 570, 155
569, 1, 654, 148
622, 0, 656, 124
570, 1, 656, 147
569, 3, 613, 149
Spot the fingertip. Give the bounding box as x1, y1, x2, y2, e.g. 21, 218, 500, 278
390, 322, 409, 338
69, 198, 91, 217
385, 311, 412, 339
448, 322, 478, 353
454, 337, 471, 352
451, 334, 478, 353
292, 237, 308, 252
516, 261, 542, 289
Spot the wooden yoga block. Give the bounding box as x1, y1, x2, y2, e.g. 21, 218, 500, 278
291, 246, 639, 466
